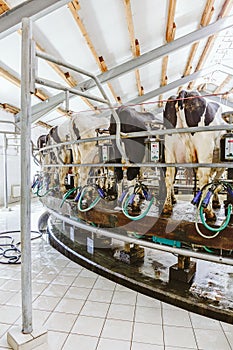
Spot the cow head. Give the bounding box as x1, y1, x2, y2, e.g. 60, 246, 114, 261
163, 95, 177, 129
178, 90, 207, 127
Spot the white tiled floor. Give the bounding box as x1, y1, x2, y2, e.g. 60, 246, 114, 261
0, 199, 233, 350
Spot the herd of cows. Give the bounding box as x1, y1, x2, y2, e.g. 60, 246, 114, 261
36, 90, 228, 219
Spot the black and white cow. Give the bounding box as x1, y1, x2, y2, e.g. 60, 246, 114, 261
38, 113, 110, 194
163, 90, 226, 220
108, 105, 158, 182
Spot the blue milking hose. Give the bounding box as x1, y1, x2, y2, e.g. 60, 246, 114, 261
194, 181, 232, 238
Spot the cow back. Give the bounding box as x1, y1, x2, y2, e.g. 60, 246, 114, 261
109, 106, 156, 163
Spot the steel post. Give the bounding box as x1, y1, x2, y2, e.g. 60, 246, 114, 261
3, 134, 8, 209
20, 17, 33, 334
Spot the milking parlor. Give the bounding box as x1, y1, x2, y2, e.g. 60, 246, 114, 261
0, 1, 233, 350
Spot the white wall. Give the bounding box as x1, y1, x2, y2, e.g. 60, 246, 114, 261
0, 111, 46, 207
0, 111, 20, 206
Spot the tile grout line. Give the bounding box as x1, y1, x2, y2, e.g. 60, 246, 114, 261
220, 321, 233, 350
188, 311, 200, 350
93, 280, 118, 350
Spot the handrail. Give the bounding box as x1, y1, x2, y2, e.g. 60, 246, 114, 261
38, 122, 233, 153
39, 161, 233, 169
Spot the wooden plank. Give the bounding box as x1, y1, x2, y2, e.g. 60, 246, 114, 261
76, 206, 233, 250
180, 0, 214, 91
0, 0, 10, 15
159, 0, 176, 106
68, 1, 120, 104
0, 103, 20, 114
214, 74, 232, 94
123, 0, 143, 97
35, 120, 52, 129
41, 195, 233, 250
0, 66, 20, 87
166, 0, 177, 42
188, 0, 233, 90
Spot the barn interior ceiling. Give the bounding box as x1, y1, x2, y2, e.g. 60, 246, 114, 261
0, 0, 233, 131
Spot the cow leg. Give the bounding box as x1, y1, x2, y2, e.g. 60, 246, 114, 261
211, 167, 225, 209
212, 191, 221, 209
60, 149, 73, 194
162, 167, 176, 216
60, 167, 69, 194
71, 145, 80, 189
197, 168, 216, 222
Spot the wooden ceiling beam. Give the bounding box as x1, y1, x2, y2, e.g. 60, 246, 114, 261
68, 1, 120, 104
0, 0, 9, 15
123, 0, 144, 98
214, 74, 232, 94
0, 103, 20, 114
181, 0, 214, 91
17, 22, 97, 113
35, 34, 98, 112
0, 63, 77, 117
166, 0, 177, 42
159, 0, 177, 107
35, 120, 52, 129
0, 66, 20, 87
218, 0, 232, 18
35, 42, 77, 88
188, 0, 233, 90
200, 0, 215, 27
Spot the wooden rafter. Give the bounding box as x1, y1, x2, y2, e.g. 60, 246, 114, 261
0, 66, 20, 87
218, 0, 233, 17
123, 0, 144, 97
34, 88, 49, 101
68, 0, 121, 103
166, 0, 177, 42
214, 74, 232, 94
200, 0, 215, 26
18, 26, 97, 113
158, 0, 177, 107
188, 0, 233, 90
0, 11, 69, 113
182, 0, 214, 80
0, 0, 9, 15
0, 63, 76, 118
0, 103, 20, 114
35, 120, 52, 129
35, 42, 77, 88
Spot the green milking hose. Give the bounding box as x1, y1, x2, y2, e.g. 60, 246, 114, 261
199, 204, 232, 232
77, 186, 101, 212
60, 187, 81, 208
122, 192, 154, 221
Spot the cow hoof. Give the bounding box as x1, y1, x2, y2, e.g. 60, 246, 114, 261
212, 200, 221, 209
161, 206, 172, 217
204, 211, 217, 223
171, 197, 177, 205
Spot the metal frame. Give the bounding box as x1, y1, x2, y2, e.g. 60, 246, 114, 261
21, 18, 33, 334
0, 0, 71, 39
34, 51, 128, 163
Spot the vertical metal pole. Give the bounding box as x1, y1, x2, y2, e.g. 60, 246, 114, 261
3, 134, 8, 209
21, 17, 32, 334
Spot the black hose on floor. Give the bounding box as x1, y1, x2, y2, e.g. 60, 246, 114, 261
0, 230, 43, 264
